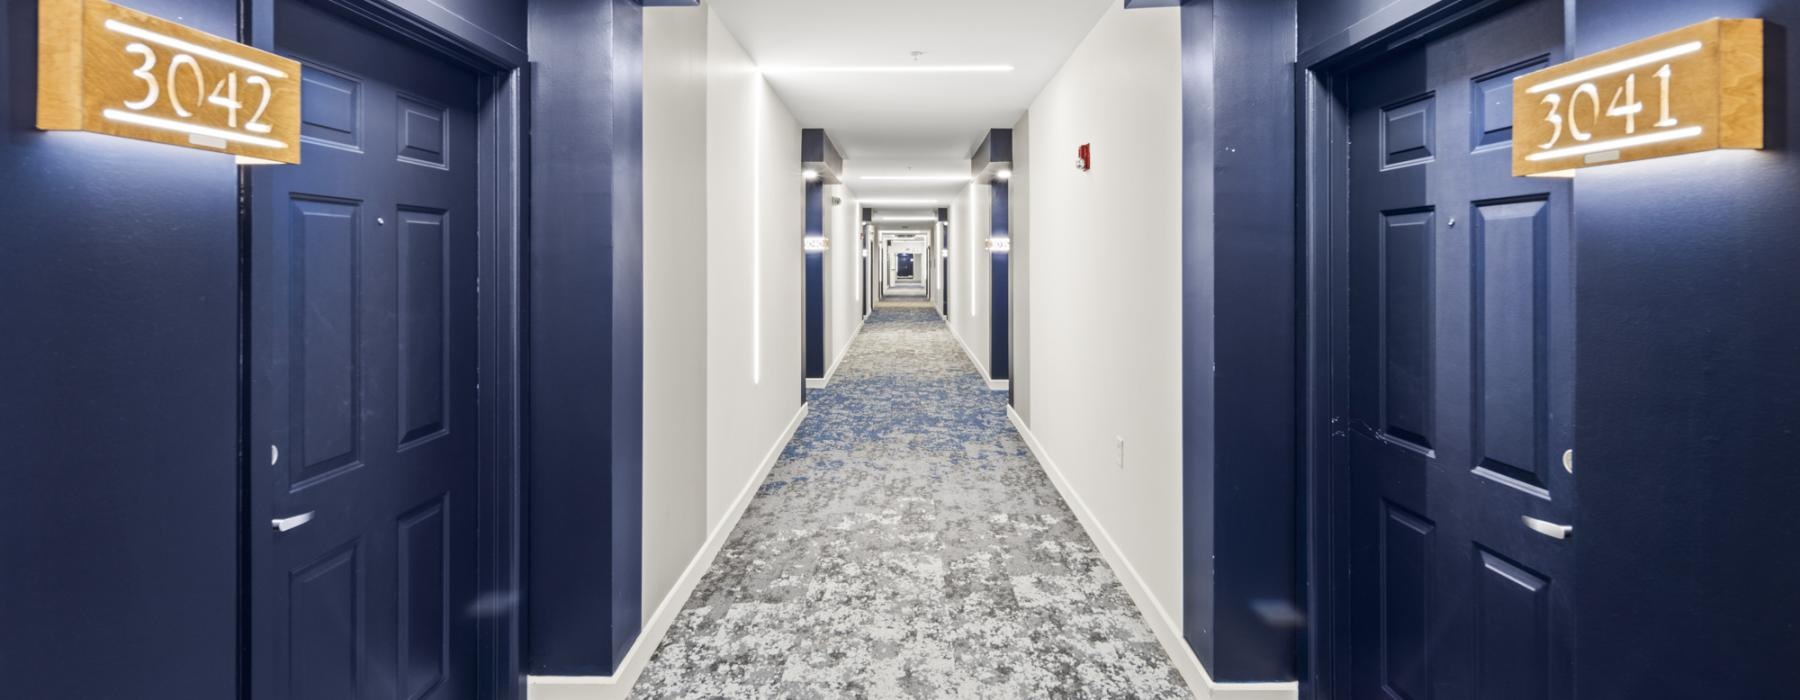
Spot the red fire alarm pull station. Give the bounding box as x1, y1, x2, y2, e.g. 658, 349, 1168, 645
1076, 143, 1092, 171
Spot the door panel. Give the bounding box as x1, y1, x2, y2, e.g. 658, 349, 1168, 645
251, 1, 480, 698
1341, 1, 1573, 698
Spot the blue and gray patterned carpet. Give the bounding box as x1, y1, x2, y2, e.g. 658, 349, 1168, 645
630, 307, 1188, 699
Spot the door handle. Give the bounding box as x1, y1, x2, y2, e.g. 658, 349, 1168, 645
271, 511, 315, 532
1521, 515, 1572, 540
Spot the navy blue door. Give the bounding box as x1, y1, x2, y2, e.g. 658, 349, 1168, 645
250, 1, 480, 697
1341, 1, 1574, 698
898, 253, 915, 278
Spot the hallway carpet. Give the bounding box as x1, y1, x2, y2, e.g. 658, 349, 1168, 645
630, 308, 1188, 699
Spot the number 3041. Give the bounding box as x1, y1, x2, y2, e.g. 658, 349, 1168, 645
120, 41, 274, 133
1536, 64, 1678, 149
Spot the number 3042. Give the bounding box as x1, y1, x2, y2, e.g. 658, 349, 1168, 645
121, 41, 274, 134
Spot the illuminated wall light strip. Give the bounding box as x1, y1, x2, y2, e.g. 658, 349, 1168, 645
1525, 41, 1702, 94
103, 20, 289, 78
1524, 126, 1704, 161
968, 192, 977, 318
102, 108, 286, 148
751, 78, 763, 385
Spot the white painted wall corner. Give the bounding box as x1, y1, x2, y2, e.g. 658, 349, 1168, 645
1007, 406, 1298, 700
805, 315, 864, 389
527, 403, 811, 700
947, 321, 1007, 391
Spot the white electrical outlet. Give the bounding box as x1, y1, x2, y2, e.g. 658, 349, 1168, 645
1116, 436, 1125, 469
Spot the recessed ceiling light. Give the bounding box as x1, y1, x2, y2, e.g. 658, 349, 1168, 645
861, 175, 972, 182
759, 65, 1014, 75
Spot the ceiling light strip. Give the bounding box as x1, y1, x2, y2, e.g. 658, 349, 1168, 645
760, 65, 1013, 75
860, 175, 972, 182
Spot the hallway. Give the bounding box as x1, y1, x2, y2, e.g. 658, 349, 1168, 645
632, 308, 1186, 698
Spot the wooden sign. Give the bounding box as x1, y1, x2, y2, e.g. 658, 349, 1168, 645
38, 0, 302, 164
1512, 18, 1761, 177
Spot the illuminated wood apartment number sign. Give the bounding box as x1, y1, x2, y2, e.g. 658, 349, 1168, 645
37, 0, 302, 164
1512, 18, 1762, 177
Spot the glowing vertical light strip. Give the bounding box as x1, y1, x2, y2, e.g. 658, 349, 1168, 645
751, 74, 763, 385
968, 187, 978, 318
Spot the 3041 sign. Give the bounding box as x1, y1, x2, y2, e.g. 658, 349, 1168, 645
1512, 18, 1761, 177
38, 0, 301, 164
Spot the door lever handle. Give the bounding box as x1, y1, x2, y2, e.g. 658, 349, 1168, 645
1521, 515, 1572, 540
272, 511, 315, 532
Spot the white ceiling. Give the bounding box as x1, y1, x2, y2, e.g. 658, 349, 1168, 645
709, 0, 1113, 207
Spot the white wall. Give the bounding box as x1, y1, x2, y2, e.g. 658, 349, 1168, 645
947, 182, 992, 378
1010, 111, 1032, 423
638, 4, 807, 630
823, 185, 861, 376
704, 8, 804, 526
642, 3, 710, 623
1019, 0, 1183, 624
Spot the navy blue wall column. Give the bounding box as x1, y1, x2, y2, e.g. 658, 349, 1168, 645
1177, 0, 1299, 684
804, 179, 825, 384
989, 181, 1011, 382
526, 0, 643, 675
800, 128, 840, 393
863, 208, 874, 318
1562, 1, 1800, 696
971, 128, 1012, 382
0, 0, 240, 695
938, 208, 950, 317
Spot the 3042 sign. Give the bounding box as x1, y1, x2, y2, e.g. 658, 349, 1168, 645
1512, 18, 1761, 177
37, 0, 301, 164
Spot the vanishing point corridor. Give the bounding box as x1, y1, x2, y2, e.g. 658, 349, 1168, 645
631, 308, 1186, 698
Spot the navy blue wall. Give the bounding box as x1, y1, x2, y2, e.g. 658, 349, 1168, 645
804, 179, 825, 380
1565, 1, 1800, 696
526, 0, 644, 675
1180, 0, 1299, 684
0, 0, 241, 695
989, 180, 1010, 382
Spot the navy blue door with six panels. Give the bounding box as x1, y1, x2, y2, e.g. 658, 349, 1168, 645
1341, 0, 1574, 697
250, 1, 480, 697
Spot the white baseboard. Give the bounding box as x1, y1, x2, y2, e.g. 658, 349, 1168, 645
946, 322, 1008, 392
805, 317, 865, 389
1006, 407, 1298, 700
527, 403, 812, 700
